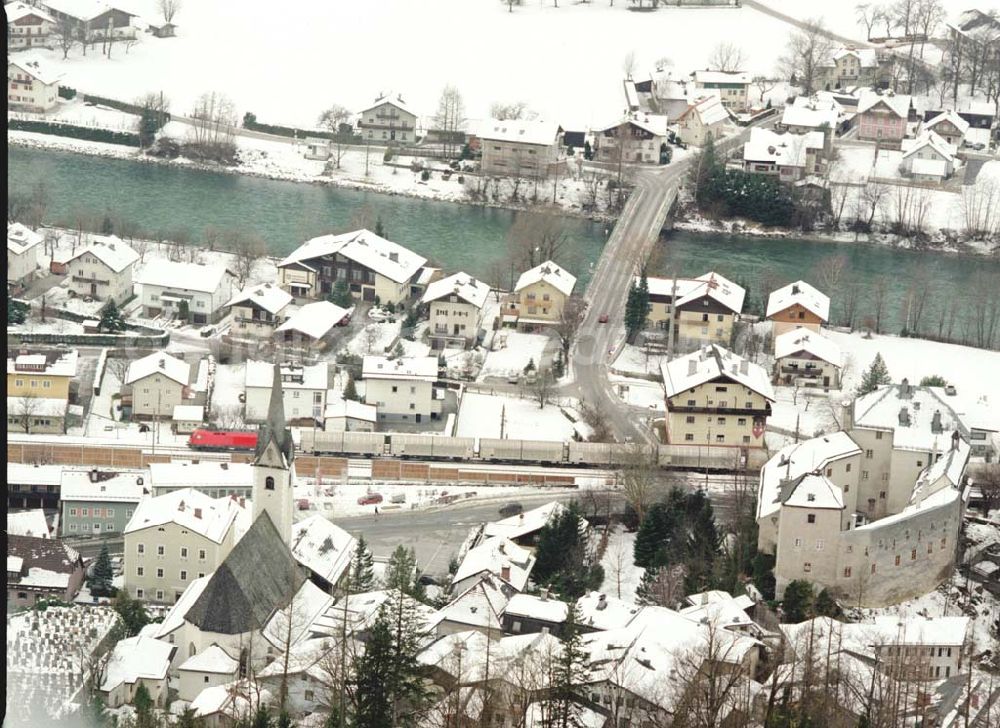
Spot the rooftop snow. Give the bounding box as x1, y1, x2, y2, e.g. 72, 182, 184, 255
857, 89, 911, 118
436, 576, 510, 631
154, 576, 211, 638
7, 509, 50, 539
853, 384, 969, 452
781, 99, 841, 130
514, 260, 577, 297
902, 130, 957, 162
67, 235, 139, 273
278, 229, 427, 284
758, 432, 862, 519
781, 473, 845, 510
123, 488, 245, 544
452, 536, 535, 592
125, 351, 190, 386
476, 118, 561, 146
5, 1, 55, 23
483, 502, 580, 541
226, 282, 293, 314
766, 280, 830, 321
774, 329, 842, 367
644, 272, 745, 313
178, 644, 239, 675
245, 360, 329, 390
679, 94, 730, 126
503, 593, 569, 623
324, 398, 377, 422
135, 260, 228, 293
743, 128, 825, 167
692, 69, 751, 85
100, 635, 174, 691
290, 514, 357, 587
362, 355, 438, 381
275, 301, 350, 340
8, 55, 63, 86
149, 461, 252, 489
924, 109, 971, 136
60, 468, 148, 503
661, 344, 775, 401
42, 0, 137, 22
422, 272, 491, 308
871, 616, 970, 646
7, 222, 44, 255
7, 349, 79, 377
360, 90, 414, 116
172, 404, 205, 421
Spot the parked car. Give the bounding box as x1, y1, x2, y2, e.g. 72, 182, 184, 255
297, 499, 310, 510
199, 325, 216, 338
390, 493, 406, 504
358, 493, 384, 506
499, 502, 523, 518
598, 313, 609, 323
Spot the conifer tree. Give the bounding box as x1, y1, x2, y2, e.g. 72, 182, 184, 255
551, 603, 590, 728
349, 536, 375, 593
133, 684, 155, 728
384, 545, 426, 601
624, 272, 650, 340
99, 299, 127, 332
87, 542, 115, 597
353, 614, 395, 727
857, 353, 892, 395
113, 589, 150, 637
782, 579, 814, 622
682, 489, 721, 594
342, 372, 358, 401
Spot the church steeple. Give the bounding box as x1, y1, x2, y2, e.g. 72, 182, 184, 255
252, 360, 296, 545
254, 361, 294, 468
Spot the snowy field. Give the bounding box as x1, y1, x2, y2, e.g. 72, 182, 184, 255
455, 391, 578, 442
599, 526, 643, 603
479, 331, 553, 380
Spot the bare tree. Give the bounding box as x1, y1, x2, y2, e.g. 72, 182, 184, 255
752, 75, 778, 105
529, 368, 555, 408
812, 254, 849, 296
318, 104, 352, 170
871, 275, 889, 334
53, 16, 77, 59
432, 85, 466, 158
636, 564, 687, 608
554, 296, 585, 367
616, 444, 657, 523
860, 179, 890, 230
349, 203, 377, 232
778, 19, 836, 94
579, 400, 613, 443
159, 0, 182, 23
12, 395, 43, 433
506, 211, 570, 270
623, 50, 637, 81
490, 101, 528, 120
709, 42, 747, 72
220, 230, 266, 289
364, 326, 382, 355
188, 91, 237, 161
855, 4, 881, 41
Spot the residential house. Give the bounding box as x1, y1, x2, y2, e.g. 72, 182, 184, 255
773, 329, 843, 389
290, 514, 357, 593
7, 348, 78, 435
661, 344, 775, 448
594, 113, 670, 164
691, 70, 751, 112
8, 56, 62, 112
99, 636, 175, 709
176, 645, 239, 704
481, 502, 588, 549
6, 2, 55, 49
358, 91, 417, 145
123, 487, 250, 605
125, 351, 202, 420
766, 280, 830, 340
63, 234, 139, 304
742, 128, 826, 182
503, 260, 577, 332
225, 282, 293, 339
274, 300, 350, 351
149, 461, 253, 500
256, 636, 343, 716
435, 576, 512, 639
7, 508, 51, 539
451, 536, 536, 596
39, 0, 138, 38
277, 229, 428, 304
779, 95, 843, 151
7, 534, 86, 607
190, 681, 272, 727
7, 222, 45, 286
172, 404, 204, 434
819, 47, 882, 89
478, 119, 564, 177
7, 463, 63, 510
900, 131, 958, 181
676, 95, 730, 146
145, 20, 175, 37
362, 355, 441, 423
857, 89, 912, 147
302, 137, 330, 160
922, 110, 970, 147
644, 272, 746, 346
323, 398, 377, 432
625, 68, 692, 119
421, 271, 491, 349
502, 592, 569, 637
244, 360, 329, 424
135, 260, 232, 324
59, 467, 148, 537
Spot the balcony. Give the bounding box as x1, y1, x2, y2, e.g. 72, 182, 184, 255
669, 403, 773, 417
71, 276, 110, 286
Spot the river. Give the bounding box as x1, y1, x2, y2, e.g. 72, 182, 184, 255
9, 146, 1000, 342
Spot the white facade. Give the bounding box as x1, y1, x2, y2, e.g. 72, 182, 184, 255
6, 3, 55, 49
126, 352, 192, 419
135, 261, 232, 325
358, 93, 417, 144
7, 223, 44, 285
64, 235, 138, 304
422, 272, 490, 348
244, 361, 329, 424
8, 57, 62, 112
362, 356, 440, 422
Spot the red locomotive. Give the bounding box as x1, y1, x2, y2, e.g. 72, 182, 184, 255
188, 429, 258, 452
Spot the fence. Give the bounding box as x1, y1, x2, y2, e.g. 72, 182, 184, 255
9, 117, 140, 146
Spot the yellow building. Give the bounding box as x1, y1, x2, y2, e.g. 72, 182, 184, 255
504, 260, 577, 332
645, 272, 745, 346
661, 345, 775, 448
7, 349, 78, 434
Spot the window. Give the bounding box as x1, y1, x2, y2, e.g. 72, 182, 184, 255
745, 401, 753, 408
685, 416, 695, 424
845, 463, 852, 472
70, 508, 78, 517
717, 417, 726, 425
157, 545, 165, 556
928, 543, 933, 554
136, 588, 144, 598
265, 476, 275, 490
862, 471, 869, 480
82, 508, 89, 517
803, 562, 812, 572
305, 690, 315, 701
807, 514, 816, 524
871, 564, 877, 574
876, 431, 884, 440
156, 568, 164, 578
816, 540, 824, 550
911, 549, 917, 560
199, 549, 206, 561
180, 570, 187, 581
895, 555, 901, 566
865, 449, 873, 458
687, 399, 696, 406
715, 386, 728, 392
794, 538, 802, 548
137, 567, 144, 577
879, 491, 887, 499
685, 433, 695, 441
180, 547, 188, 559
156, 590, 164, 601
738, 418, 747, 426
137, 543, 145, 554
843, 567, 852, 578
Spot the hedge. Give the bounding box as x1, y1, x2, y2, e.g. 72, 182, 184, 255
242, 111, 360, 144
57, 87, 172, 123
11, 117, 141, 146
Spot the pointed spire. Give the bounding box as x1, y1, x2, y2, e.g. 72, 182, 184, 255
267, 361, 287, 436
254, 361, 293, 466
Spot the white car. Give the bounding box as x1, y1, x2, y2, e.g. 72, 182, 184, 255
367, 307, 391, 322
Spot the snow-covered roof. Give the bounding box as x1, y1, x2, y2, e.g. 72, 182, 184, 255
766, 280, 830, 321
149, 461, 251, 490
825, 47, 879, 68
8, 463, 63, 486
503, 593, 569, 623
525, 702, 606, 728
853, 383, 969, 452
178, 644, 239, 675
324, 398, 377, 422
360, 91, 414, 117
910, 157, 949, 178
225, 282, 292, 315
154, 576, 210, 638
598, 112, 670, 137
774, 329, 842, 367
743, 128, 826, 167
309, 589, 435, 638
421, 271, 490, 308
514, 260, 577, 296
577, 591, 644, 631
758, 432, 861, 519
7, 349, 79, 377
902, 130, 957, 161
8, 56, 62, 86
452, 536, 535, 592
857, 89, 911, 118
362, 355, 438, 381
125, 351, 190, 386
262, 580, 336, 651
278, 229, 427, 284
645, 272, 745, 314
870, 616, 969, 646
191, 681, 271, 720
100, 636, 174, 692
7, 509, 50, 539
692, 69, 751, 85
5, 1, 55, 22
912, 438, 971, 501
172, 404, 204, 422
245, 360, 329, 390
275, 301, 350, 340
781, 473, 845, 510
60, 468, 148, 503
476, 118, 561, 146
6, 396, 68, 418
483, 502, 580, 541
679, 94, 730, 126
437, 576, 511, 632
67, 235, 139, 273
661, 344, 774, 401
290, 514, 357, 587
781, 98, 840, 130
8, 555, 24, 573
42, 0, 137, 21
123, 488, 245, 544
135, 260, 228, 294
7, 222, 44, 255
924, 109, 971, 136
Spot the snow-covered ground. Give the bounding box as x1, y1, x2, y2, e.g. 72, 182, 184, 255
343, 320, 402, 357
455, 391, 578, 442
479, 331, 553, 380
599, 526, 643, 603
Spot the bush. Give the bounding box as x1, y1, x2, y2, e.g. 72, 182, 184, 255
58, 86, 77, 100
421, 169, 431, 181
242, 110, 358, 143
457, 175, 464, 184
9, 118, 140, 147
383, 148, 393, 163
919, 375, 948, 387
147, 136, 181, 159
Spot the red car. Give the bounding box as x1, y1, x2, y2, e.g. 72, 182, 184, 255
598, 313, 610, 323
357, 493, 383, 506
297, 499, 310, 511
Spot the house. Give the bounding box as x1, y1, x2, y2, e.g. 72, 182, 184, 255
225, 282, 293, 339
625, 69, 693, 119
503, 260, 576, 332
502, 592, 569, 637
274, 300, 350, 351
135, 261, 232, 324
766, 280, 830, 340
7, 222, 45, 286
39, 0, 138, 38
661, 344, 775, 448
6, 2, 55, 49
277, 229, 428, 304
594, 113, 670, 164
856, 89, 912, 147
149, 461, 253, 500
323, 398, 377, 432
421, 271, 491, 349
303, 137, 330, 160
123, 488, 250, 604
900, 131, 958, 181
7, 535, 85, 607
63, 234, 139, 304
6, 348, 78, 434
59, 467, 148, 537
644, 272, 745, 346
172, 404, 204, 434
190, 681, 272, 727
362, 355, 441, 423
358, 91, 417, 145
176, 645, 239, 704
779, 95, 843, 149
8, 56, 62, 112
99, 635, 175, 708
451, 536, 536, 596
676, 95, 730, 146
436, 575, 512, 639
773, 329, 842, 389
256, 636, 344, 715
7, 463, 63, 510
7, 508, 51, 538
124, 351, 199, 420
6, 395, 68, 434
481, 502, 588, 549
290, 514, 357, 593
244, 360, 329, 424
146, 20, 175, 37
819, 47, 882, 89
742, 128, 826, 182
922, 110, 970, 147
691, 70, 751, 112
478, 119, 565, 177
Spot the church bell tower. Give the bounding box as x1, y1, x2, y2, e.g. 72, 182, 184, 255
251, 361, 296, 544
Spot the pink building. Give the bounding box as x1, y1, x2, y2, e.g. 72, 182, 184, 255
856, 90, 911, 147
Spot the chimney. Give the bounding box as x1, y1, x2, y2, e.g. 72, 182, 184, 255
518, 513, 524, 522
500, 564, 511, 582
792, 283, 801, 295
900, 378, 911, 398
951, 430, 960, 451
931, 410, 943, 434
178, 500, 186, 512
540, 588, 548, 602
740, 360, 749, 375
239, 497, 246, 508
688, 359, 698, 376
898, 407, 911, 427
89, 468, 99, 483
194, 508, 202, 519
498, 542, 506, 555
596, 594, 608, 611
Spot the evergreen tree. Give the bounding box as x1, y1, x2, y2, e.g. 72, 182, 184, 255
139, 107, 161, 148
919, 374, 948, 387
133, 684, 155, 728
81, 695, 110, 728
8, 290, 28, 325
583, 140, 592, 160
349, 536, 376, 593
533, 502, 602, 600
781, 580, 814, 622
101, 212, 114, 235
624, 272, 650, 340
99, 299, 127, 332
327, 280, 353, 308
88, 542, 115, 597
384, 545, 425, 601
383, 589, 429, 726
250, 705, 273, 728
813, 588, 840, 618
277, 710, 292, 728
321, 708, 341, 728
857, 353, 892, 395
342, 372, 359, 401
682, 489, 721, 594
353, 613, 395, 727
114, 589, 150, 636
551, 603, 590, 728
691, 132, 719, 207
374, 218, 386, 238
176, 707, 206, 728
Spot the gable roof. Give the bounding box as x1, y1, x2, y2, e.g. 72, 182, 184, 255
826, 47, 879, 68
8, 534, 82, 581
7, 509, 50, 538
178, 644, 239, 675
679, 95, 730, 126
135, 260, 229, 294
482, 501, 580, 541
902, 130, 957, 162
476, 119, 561, 146
360, 91, 414, 117
8, 56, 62, 86
67, 235, 139, 273
660, 344, 775, 401
100, 636, 174, 692
774, 329, 842, 367
857, 89, 911, 118
692, 70, 751, 85
125, 351, 190, 386
421, 271, 490, 308
437, 576, 511, 631
226, 282, 292, 315
275, 301, 350, 340
758, 432, 861, 518
452, 536, 535, 592
290, 514, 357, 587
597, 112, 670, 137
781, 97, 840, 130
766, 280, 830, 321
362, 355, 438, 381
514, 260, 576, 296
6, 2, 55, 22
744, 128, 826, 167
781, 473, 845, 510
185, 512, 306, 635
7, 223, 44, 255
278, 229, 427, 284
924, 109, 971, 136
324, 398, 377, 422
123, 488, 245, 543
42, 0, 138, 22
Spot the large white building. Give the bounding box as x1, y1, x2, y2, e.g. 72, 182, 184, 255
63, 235, 139, 304
8, 56, 62, 112
7, 223, 44, 287
477, 119, 564, 177
362, 355, 441, 423
135, 261, 233, 325
244, 360, 329, 425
